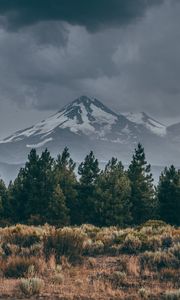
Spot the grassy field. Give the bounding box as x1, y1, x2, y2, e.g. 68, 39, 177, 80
0, 220, 180, 299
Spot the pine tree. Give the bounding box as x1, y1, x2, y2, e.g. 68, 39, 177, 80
54, 147, 77, 224
10, 167, 30, 223
47, 184, 69, 226
95, 158, 131, 226
0, 179, 8, 220
10, 148, 69, 225
78, 151, 100, 185
128, 143, 156, 225
9, 149, 42, 222
37, 149, 55, 219
77, 151, 100, 224
157, 165, 180, 225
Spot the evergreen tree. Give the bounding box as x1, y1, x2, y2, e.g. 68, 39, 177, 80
95, 158, 131, 226
78, 151, 100, 185
24, 149, 42, 220
47, 184, 69, 226
157, 165, 180, 225
10, 167, 31, 223
9, 149, 42, 223
0, 179, 8, 220
77, 151, 100, 224
54, 147, 77, 224
37, 149, 55, 220
128, 143, 156, 225
10, 148, 69, 225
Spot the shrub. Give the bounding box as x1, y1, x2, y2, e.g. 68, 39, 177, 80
44, 227, 87, 260
112, 271, 126, 285
1, 243, 12, 257
172, 229, 180, 244
122, 234, 142, 254
105, 271, 127, 288
83, 240, 104, 256
161, 234, 173, 249
52, 273, 64, 284
169, 243, 180, 260
2, 256, 39, 278
138, 288, 149, 299
142, 220, 168, 229
108, 244, 122, 256
80, 224, 100, 239
147, 236, 162, 251
0, 225, 43, 247
87, 257, 96, 268
19, 278, 44, 296
160, 268, 180, 284
140, 251, 178, 271
163, 290, 180, 300
95, 228, 117, 249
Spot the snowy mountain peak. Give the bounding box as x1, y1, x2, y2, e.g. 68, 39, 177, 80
0, 94, 170, 164
0, 95, 179, 168
122, 112, 167, 137
60, 95, 118, 118
0, 96, 119, 145
55, 95, 119, 137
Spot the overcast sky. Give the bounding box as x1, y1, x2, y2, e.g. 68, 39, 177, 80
0, 0, 180, 138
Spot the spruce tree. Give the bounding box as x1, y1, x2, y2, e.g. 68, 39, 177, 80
24, 149, 42, 220
77, 151, 100, 224
95, 158, 131, 226
10, 148, 69, 225
37, 149, 55, 219
128, 143, 156, 225
10, 168, 32, 223
47, 184, 69, 226
54, 147, 77, 224
157, 165, 180, 225
78, 151, 100, 185
9, 149, 42, 223
0, 179, 8, 221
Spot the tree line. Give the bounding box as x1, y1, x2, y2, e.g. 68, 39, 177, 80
0, 143, 179, 227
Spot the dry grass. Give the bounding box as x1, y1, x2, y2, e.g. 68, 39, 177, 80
0, 221, 179, 299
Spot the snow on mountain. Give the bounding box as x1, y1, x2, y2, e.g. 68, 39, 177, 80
122, 112, 167, 137
59, 96, 118, 137
26, 138, 53, 148
0, 96, 120, 147
0, 95, 176, 168
0, 96, 137, 148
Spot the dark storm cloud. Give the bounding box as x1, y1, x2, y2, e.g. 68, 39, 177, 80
1, 0, 180, 139
0, 0, 163, 31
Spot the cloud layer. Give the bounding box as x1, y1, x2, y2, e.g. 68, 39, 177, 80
0, 0, 162, 31
0, 0, 180, 138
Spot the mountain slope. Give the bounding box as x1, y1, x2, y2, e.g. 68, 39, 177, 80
123, 112, 167, 137
1, 96, 128, 145
0, 95, 179, 167
0, 96, 142, 163
167, 122, 180, 142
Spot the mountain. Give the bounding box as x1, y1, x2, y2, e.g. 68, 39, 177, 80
122, 112, 167, 137
0, 95, 180, 182
0, 95, 152, 164
0, 96, 138, 147
167, 122, 180, 142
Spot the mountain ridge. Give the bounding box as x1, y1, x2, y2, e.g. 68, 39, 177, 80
0, 96, 180, 167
